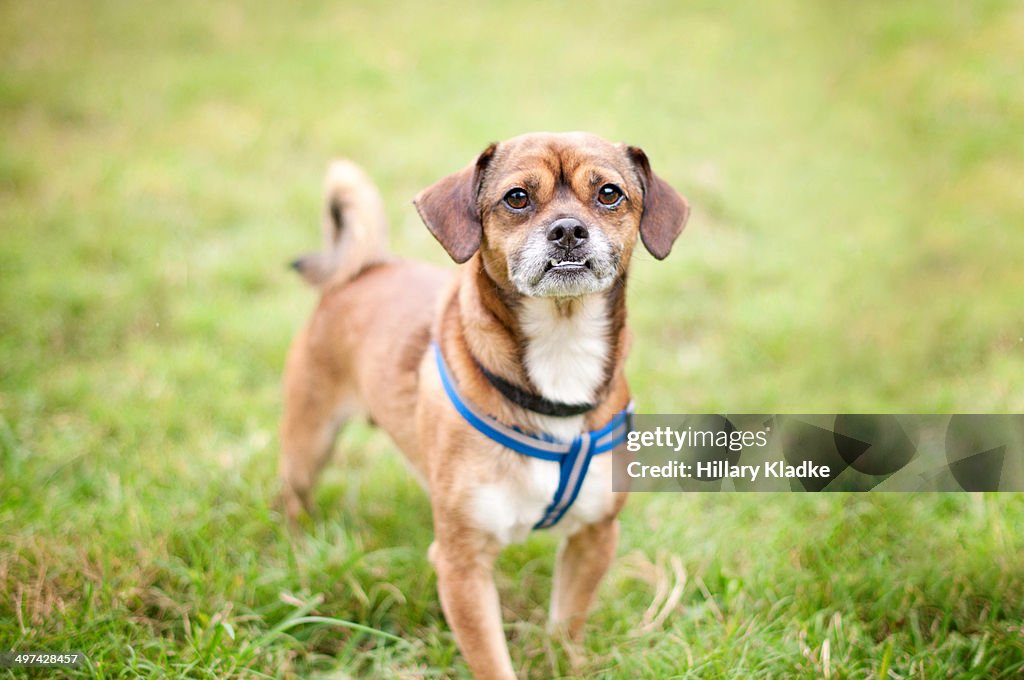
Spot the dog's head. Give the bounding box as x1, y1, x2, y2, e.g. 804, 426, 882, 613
414, 132, 689, 298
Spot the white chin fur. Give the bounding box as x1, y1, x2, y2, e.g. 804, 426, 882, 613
528, 270, 610, 298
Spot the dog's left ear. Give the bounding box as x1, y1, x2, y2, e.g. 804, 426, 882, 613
414, 143, 497, 263
626, 146, 690, 260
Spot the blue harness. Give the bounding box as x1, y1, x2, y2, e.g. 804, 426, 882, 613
433, 343, 633, 530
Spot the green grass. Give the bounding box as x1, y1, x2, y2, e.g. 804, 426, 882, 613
2, 0, 1023, 677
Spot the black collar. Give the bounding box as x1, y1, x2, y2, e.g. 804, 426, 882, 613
472, 357, 595, 418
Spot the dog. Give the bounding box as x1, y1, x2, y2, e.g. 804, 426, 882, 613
280, 131, 689, 678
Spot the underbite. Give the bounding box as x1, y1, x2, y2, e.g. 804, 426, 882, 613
544, 258, 591, 272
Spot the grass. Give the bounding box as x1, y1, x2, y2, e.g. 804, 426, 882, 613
2, 0, 1023, 677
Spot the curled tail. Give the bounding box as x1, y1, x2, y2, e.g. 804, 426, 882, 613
290, 160, 389, 288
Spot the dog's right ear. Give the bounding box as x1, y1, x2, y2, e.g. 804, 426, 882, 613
414, 143, 497, 263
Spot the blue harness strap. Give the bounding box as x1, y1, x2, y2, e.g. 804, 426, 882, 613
432, 343, 632, 530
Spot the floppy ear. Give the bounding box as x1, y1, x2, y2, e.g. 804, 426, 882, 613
626, 146, 690, 260
413, 144, 497, 263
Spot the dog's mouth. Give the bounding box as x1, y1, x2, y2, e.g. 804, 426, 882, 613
544, 258, 591, 274
512, 238, 616, 297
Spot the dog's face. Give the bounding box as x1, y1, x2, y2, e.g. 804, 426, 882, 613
415, 132, 689, 298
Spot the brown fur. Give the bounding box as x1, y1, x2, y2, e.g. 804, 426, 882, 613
280, 132, 689, 679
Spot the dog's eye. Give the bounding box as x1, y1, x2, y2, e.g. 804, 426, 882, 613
597, 184, 623, 207
503, 188, 529, 210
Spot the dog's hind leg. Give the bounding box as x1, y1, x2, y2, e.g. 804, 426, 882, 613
278, 331, 355, 525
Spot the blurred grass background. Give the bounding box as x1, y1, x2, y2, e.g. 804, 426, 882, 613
1, 1, 1023, 677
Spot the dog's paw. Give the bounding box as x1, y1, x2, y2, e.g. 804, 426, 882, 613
277, 484, 314, 532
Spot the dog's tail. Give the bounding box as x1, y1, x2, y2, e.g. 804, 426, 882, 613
290, 160, 389, 288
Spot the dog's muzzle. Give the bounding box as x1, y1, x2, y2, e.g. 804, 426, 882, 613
543, 217, 591, 274
509, 217, 618, 298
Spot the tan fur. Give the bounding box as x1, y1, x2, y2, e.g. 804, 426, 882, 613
280, 133, 689, 679
291, 160, 390, 287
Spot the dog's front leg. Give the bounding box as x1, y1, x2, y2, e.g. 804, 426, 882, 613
430, 531, 516, 680
549, 517, 619, 641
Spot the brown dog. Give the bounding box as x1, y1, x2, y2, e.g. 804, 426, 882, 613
280, 132, 689, 678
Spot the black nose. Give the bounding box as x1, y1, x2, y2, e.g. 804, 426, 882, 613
546, 218, 589, 250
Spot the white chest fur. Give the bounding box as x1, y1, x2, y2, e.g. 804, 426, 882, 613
470, 295, 616, 544
518, 295, 610, 441
472, 448, 616, 545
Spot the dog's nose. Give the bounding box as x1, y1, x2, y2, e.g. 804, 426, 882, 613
546, 218, 589, 250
